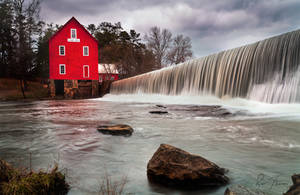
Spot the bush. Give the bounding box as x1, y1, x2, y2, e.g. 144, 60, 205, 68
0, 159, 69, 195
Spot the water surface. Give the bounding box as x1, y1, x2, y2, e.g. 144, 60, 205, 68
0, 96, 299, 194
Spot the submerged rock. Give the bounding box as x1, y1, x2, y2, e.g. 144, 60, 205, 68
224, 185, 267, 195
149, 111, 168, 114
284, 174, 300, 195
168, 105, 232, 117
156, 105, 167, 108
97, 124, 133, 136
149, 105, 232, 117
147, 144, 229, 189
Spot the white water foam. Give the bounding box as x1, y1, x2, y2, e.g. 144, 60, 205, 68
98, 93, 300, 116
248, 68, 300, 103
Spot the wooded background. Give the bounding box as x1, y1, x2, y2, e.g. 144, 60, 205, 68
0, 0, 193, 81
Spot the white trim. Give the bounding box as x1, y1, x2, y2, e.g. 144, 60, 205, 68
59, 45, 65, 56
83, 65, 89, 78
67, 38, 80, 42
71, 28, 77, 39
83, 46, 89, 56
59, 64, 66, 75
68, 28, 80, 42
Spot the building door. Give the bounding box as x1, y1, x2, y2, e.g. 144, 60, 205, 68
54, 80, 64, 95
83, 65, 89, 78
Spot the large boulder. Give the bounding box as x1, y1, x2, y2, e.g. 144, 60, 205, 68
97, 124, 133, 136
284, 174, 300, 195
147, 144, 229, 189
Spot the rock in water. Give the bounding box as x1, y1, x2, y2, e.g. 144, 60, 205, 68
149, 111, 168, 114
284, 174, 300, 195
156, 105, 167, 108
147, 144, 229, 189
97, 124, 133, 136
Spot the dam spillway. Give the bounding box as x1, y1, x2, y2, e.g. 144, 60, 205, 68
111, 29, 300, 103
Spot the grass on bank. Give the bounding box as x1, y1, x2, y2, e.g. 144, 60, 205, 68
0, 159, 69, 195
0, 78, 49, 100
99, 174, 130, 195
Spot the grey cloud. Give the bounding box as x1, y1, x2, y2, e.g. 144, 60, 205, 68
40, 0, 300, 57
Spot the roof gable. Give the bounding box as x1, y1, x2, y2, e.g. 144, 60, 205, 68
49, 17, 98, 43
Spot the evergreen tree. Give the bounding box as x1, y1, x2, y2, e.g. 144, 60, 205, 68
92, 21, 156, 78
0, 0, 15, 77
36, 23, 58, 78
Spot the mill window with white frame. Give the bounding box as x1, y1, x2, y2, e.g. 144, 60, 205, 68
83, 65, 89, 78
71, 29, 77, 39
59, 45, 65, 56
68, 28, 80, 42
83, 46, 89, 56
59, 64, 66, 75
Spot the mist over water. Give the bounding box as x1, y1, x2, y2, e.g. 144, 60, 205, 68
111, 29, 300, 103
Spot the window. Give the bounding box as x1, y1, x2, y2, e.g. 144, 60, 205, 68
59, 46, 65, 56
68, 28, 80, 42
71, 29, 76, 39
59, 64, 66, 75
83, 65, 89, 78
83, 46, 89, 56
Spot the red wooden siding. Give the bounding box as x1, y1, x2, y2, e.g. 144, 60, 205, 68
49, 17, 98, 80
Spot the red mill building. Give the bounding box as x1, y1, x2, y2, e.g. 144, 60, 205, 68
49, 17, 99, 98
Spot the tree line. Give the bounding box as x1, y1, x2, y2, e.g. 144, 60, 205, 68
0, 0, 193, 82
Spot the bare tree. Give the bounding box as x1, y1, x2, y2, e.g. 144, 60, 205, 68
12, 0, 42, 98
167, 34, 193, 65
144, 26, 172, 68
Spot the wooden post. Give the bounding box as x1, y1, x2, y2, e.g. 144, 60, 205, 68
49, 79, 55, 97
92, 80, 99, 97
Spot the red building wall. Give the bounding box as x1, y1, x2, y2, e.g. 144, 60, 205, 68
49, 17, 98, 80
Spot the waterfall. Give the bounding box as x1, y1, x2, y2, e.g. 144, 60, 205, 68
111, 29, 300, 103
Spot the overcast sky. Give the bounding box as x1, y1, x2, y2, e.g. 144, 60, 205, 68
40, 0, 300, 58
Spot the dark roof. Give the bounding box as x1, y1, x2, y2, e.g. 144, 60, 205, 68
49, 16, 98, 43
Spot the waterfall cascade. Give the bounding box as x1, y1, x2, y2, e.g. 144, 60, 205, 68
111, 29, 300, 103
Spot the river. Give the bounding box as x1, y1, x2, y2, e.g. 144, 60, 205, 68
0, 95, 300, 194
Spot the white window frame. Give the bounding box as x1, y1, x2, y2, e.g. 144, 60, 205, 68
83, 65, 89, 78
59, 64, 66, 75
71, 28, 77, 39
83, 46, 89, 56
59, 45, 65, 56
68, 28, 80, 42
